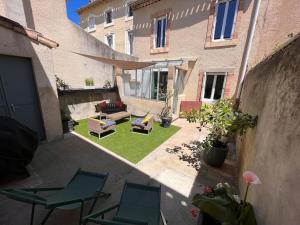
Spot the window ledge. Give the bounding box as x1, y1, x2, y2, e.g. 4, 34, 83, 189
150, 47, 169, 54
104, 22, 114, 28
87, 28, 96, 33
125, 16, 133, 22
205, 39, 238, 49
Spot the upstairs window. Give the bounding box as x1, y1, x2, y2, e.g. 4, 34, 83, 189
105, 9, 113, 24
126, 30, 134, 55
155, 16, 167, 48
213, 0, 239, 40
202, 73, 226, 101
105, 34, 114, 49
87, 14, 96, 32
126, 3, 133, 19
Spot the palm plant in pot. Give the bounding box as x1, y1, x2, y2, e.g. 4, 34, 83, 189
158, 90, 173, 128
183, 99, 256, 167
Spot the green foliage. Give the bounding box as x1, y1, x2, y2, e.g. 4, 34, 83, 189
183, 99, 257, 144
85, 78, 94, 86
193, 183, 257, 225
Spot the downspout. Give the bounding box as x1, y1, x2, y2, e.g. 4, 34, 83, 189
236, 0, 262, 99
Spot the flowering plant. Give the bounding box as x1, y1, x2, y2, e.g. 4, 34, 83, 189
192, 171, 261, 225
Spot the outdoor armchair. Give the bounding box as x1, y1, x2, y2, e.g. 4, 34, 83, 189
0, 169, 110, 225
88, 118, 116, 139
131, 115, 154, 135
82, 181, 167, 225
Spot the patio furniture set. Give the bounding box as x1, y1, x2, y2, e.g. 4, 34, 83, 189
0, 169, 167, 225
88, 100, 154, 138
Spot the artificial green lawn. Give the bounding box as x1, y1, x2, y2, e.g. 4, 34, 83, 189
74, 118, 180, 164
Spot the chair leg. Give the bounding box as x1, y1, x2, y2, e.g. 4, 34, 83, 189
88, 192, 111, 215
79, 201, 84, 225
40, 208, 55, 225
30, 204, 36, 225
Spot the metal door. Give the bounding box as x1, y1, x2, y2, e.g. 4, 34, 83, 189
0, 55, 45, 140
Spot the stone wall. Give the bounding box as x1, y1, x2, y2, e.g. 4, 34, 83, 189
237, 35, 300, 225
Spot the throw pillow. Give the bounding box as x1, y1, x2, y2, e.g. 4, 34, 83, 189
99, 101, 107, 109
142, 116, 151, 124
99, 120, 106, 125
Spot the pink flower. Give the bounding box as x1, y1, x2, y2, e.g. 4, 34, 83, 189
190, 208, 198, 218
203, 186, 213, 194
243, 171, 261, 185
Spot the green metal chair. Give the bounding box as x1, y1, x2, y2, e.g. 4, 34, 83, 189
0, 169, 110, 225
83, 182, 167, 225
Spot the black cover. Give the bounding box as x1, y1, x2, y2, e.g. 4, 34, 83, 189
0, 116, 38, 177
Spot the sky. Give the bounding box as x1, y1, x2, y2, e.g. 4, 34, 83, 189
66, 0, 89, 25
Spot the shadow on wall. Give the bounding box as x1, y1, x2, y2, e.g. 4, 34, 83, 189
132, 0, 252, 38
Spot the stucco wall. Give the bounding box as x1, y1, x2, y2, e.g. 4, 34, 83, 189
237, 36, 300, 225
79, 0, 133, 54
249, 0, 300, 67
132, 0, 255, 101
0, 26, 63, 141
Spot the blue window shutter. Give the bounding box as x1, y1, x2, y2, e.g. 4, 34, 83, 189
156, 19, 162, 47
214, 2, 226, 40
224, 0, 238, 39
162, 18, 167, 47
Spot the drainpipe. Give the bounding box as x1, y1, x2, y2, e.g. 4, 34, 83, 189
236, 0, 262, 99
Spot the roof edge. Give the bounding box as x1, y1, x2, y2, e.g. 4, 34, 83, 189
0, 16, 59, 49
130, 0, 162, 10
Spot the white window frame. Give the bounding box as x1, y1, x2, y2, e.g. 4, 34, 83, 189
125, 1, 134, 21
212, 0, 239, 41
87, 14, 96, 32
201, 72, 227, 102
154, 15, 167, 49
104, 8, 114, 28
105, 33, 115, 50
125, 30, 133, 55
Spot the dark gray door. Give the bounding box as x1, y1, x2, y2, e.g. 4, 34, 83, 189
0, 55, 45, 140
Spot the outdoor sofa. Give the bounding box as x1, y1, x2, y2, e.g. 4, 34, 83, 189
95, 100, 127, 114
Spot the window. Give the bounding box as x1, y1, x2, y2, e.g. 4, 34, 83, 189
213, 0, 239, 40
105, 9, 113, 25
125, 2, 133, 19
105, 34, 114, 49
87, 14, 96, 32
154, 16, 167, 48
125, 30, 134, 55
202, 73, 226, 101
124, 68, 168, 101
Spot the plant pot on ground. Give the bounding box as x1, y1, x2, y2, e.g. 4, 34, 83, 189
61, 107, 74, 133
183, 99, 257, 167
161, 117, 172, 128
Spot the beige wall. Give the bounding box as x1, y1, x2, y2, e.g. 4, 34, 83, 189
132, 0, 255, 106
0, 26, 62, 141
0, 0, 135, 139
249, 0, 300, 67
237, 36, 300, 225
79, 0, 133, 54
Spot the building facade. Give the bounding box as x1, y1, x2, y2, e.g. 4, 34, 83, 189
115, 0, 255, 116
78, 0, 135, 55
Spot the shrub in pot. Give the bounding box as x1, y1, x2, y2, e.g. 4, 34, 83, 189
183, 99, 256, 167
61, 107, 74, 133
158, 90, 173, 128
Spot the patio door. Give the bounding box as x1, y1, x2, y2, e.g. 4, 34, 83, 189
0, 55, 45, 140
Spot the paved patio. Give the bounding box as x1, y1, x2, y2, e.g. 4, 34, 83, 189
0, 119, 228, 225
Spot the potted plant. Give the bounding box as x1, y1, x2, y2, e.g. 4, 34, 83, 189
55, 75, 69, 91
191, 171, 261, 225
84, 77, 95, 89
158, 90, 173, 128
61, 106, 74, 133
183, 99, 256, 167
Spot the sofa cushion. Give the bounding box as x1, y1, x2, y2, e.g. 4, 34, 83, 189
101, 119, 116, 129
131, 118, 145, 128
115, 100, 123, 108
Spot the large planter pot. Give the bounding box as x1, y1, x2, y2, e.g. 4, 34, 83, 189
203, 141, 228, 167
161, 117, 172, 128
197, 212, 220, 225
62, 120, 74, 133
